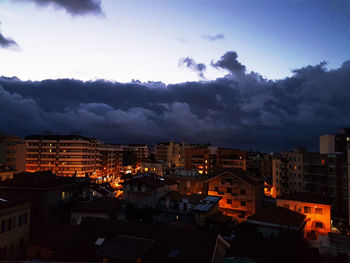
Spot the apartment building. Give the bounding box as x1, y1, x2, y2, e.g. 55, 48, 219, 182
184, 145, 247, 174
0, 164, 14, 181
277, 192, 331, 239
120, 144, 149, 166
0, 193, 31, 260
0, 133, 26, 173
320, 128, 350, 154
25, 135, 101, 177
272, 146, 348, 223
155, 141, 186, 167
206, 169, 263, 221
99, 144, 123, 179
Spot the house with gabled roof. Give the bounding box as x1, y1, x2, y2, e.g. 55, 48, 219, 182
205, 169, 264, 221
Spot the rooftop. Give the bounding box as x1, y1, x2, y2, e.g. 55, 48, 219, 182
247, 206, 306, 228
206, 169, 262, 187
0, 192, 31, 210
127, 173, 177, 189
162, 191, 208, 204
50, 218, 220, 263
0, 171, 77, 189
72, 196, 123, 215
278, 192, 331, 205
25, 134, 96, 142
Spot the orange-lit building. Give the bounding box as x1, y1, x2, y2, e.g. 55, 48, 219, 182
140, 160, 165, 177
277, 192, 332, 239
206, 169, 263, 221
184, 146, 246, 174
25, 135, 101, 177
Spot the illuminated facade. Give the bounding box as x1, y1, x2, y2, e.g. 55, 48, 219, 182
184, 146, 247, 175
206, 169, 263, 221
140, 160, 165, 176
25, 135, 101, 177
277, 193, 331, 238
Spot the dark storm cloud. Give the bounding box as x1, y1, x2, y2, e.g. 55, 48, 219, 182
211, 51, 246, 75
17, 0, 103, 16
1, 53, 350, 151
0, 23, 18, 49
202, 34, 225, 41
178, 57, 206, 79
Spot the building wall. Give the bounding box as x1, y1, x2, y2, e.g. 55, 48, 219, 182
141, 162, 164, 177
155, 141, 185, 168
123, 183, 177, 209
277, 199, 331, 236
272, 149, 304, 198
207, 172, 261, 221
0, 134, 26, 173
0, 170, 14, 181
0, 203, 31, 260
25, 136, 101, 177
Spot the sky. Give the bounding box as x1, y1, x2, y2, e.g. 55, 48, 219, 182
0, 0, 350, 151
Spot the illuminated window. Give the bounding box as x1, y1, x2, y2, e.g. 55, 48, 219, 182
314, 222, 324, 229
144, 168, 148, 172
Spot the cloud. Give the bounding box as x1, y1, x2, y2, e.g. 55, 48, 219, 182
16, 0, 103, 16
0, 23, 19, 49
178, 57, 206, 79
1, 52, 350, 151
211, 51, 246, 75
202, 34, 224, 41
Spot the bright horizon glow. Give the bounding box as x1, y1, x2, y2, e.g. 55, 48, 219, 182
0, 0, 349, 84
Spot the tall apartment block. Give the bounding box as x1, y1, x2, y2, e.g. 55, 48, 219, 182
155, 141, 186, 168
120, 144, 149, 166
99, 144, 123, 178
184, 145, 246, 174
272, 148, 305, 198
25, 135, 101, 177
0, 133, 26, 173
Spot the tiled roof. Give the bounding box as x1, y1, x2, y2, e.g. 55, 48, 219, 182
50, 218, 220, 263
161, 191, 206, 203
206, 169, 262, 186
247, 206, 306, 228
72, 197, 124, 214
0, 171, 77, 189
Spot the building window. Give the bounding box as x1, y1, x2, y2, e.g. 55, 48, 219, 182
227, 199, 232, 204
240, 189, 246, 195
314, 222, 324, 229
304, 206, 311, 213
227, 188, 232, 193
241, 201, 246, 207
315, 208, 323, 214
214, 186, 219, 192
